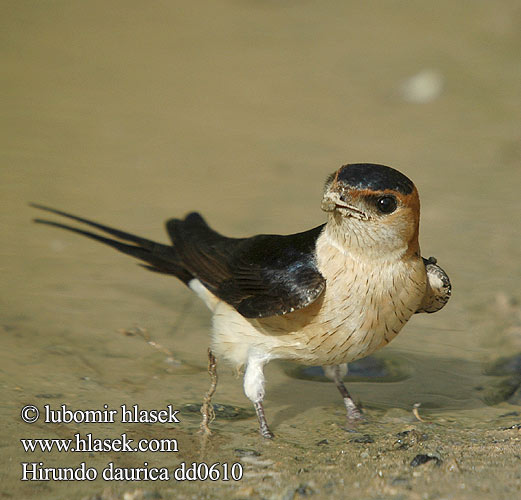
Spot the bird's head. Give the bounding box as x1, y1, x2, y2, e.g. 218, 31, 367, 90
321, 163, 421, 258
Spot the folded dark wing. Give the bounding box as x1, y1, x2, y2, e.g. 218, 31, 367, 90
166, 213, 326, 318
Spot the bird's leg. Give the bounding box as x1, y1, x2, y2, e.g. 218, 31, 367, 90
335, 376, 363, 421
244, 352, 274, 439
253, 401, 273, 439
199, 349, 217, 436
323, 364, 363, 420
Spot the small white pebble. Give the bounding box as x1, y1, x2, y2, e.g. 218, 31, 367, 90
240, 456, 274, 467
400, 69, 444, 103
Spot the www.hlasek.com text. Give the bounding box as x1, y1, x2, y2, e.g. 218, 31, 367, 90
21, 433, 178, 453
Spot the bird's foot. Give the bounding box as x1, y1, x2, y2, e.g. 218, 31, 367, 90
332, 373, 364, 422
259, 425, 275, 439
344, 397, 364, 422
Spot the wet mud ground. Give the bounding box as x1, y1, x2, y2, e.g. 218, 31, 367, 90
2, 1, 521, 499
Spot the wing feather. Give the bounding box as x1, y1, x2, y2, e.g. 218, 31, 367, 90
166, 213, 326, 318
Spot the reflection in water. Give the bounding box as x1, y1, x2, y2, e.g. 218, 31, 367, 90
283, 354, 411, 383
275, 351, 499, 411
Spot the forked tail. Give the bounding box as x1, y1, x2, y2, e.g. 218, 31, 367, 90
30, 203, 193, 283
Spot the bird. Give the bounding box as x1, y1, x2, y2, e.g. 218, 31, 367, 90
31, 163, 451, 438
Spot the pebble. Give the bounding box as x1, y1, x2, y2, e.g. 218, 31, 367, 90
350, 434, 374, 444
410, 453, 442, 467
234, 448, 261, 457
399, 70, 444, 103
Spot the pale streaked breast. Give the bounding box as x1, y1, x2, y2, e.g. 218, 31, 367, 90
253, 233, 427, 366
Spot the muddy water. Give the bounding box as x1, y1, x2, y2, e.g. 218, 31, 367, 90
2, 1, 521, 499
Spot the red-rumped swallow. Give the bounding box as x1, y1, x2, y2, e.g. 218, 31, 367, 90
32, 163, 451, 438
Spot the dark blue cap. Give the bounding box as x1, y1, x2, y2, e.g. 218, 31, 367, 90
337, 164, 414, 195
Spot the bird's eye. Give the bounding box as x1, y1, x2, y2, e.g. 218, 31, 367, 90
376, 195, 397, 214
